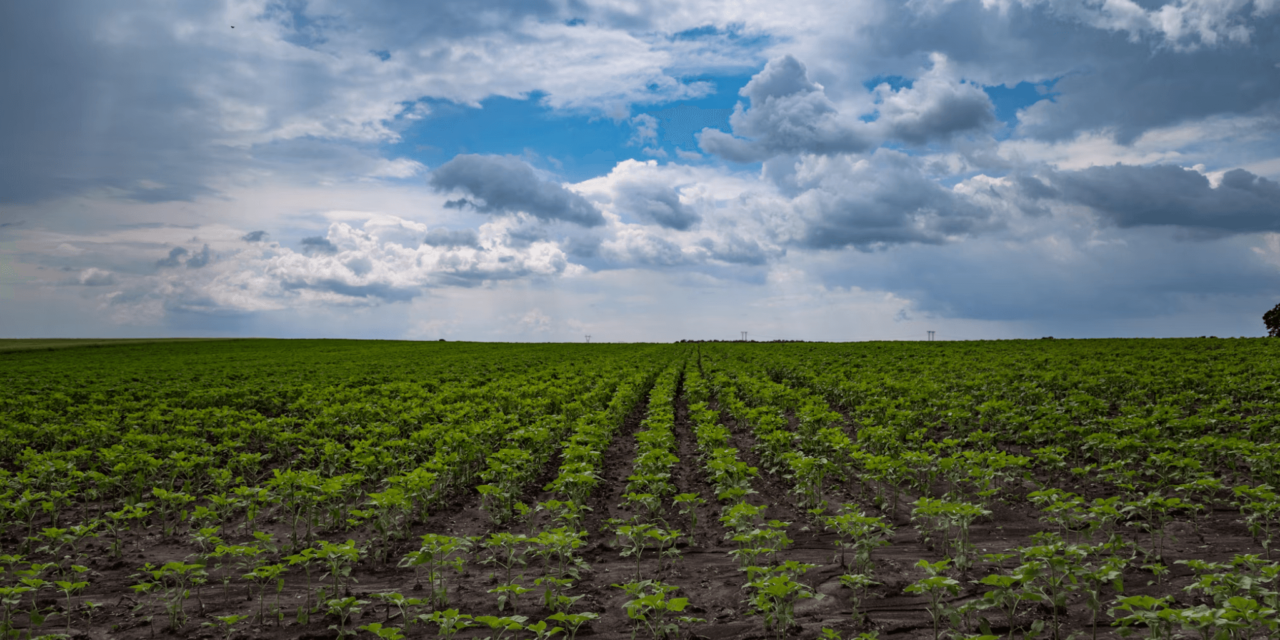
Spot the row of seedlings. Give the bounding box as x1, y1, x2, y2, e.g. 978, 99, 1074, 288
213, 357, 636, 638
608, 358, 711, 640
372, 357, 673, 640
685, 362, 819, 637
724, 345, 1280, 640
0, 351, 653, 639
722, 349, 1083, 639
699, 352, 894, 639
363, 358, 675, 640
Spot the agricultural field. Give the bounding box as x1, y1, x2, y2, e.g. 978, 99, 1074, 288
2, 338, 1280, 640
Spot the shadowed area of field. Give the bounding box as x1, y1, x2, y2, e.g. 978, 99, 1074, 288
0, 338, 242, 353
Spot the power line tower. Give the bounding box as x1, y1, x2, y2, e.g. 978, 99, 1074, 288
927, 330, 935, 341
585, 335, 591, 343
741, 331, 748, 341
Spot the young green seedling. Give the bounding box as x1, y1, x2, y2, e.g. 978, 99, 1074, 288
482, 533, 530, 585
358, 621, 407, 640
1079, 555, 1127, 640
242, 562, 286, 626
400, 533, 470, 608
524, 619, 566, 640
0, 585, 34, 637
530, 528, 589, 581
209, 540, 261, 599
536, 500, 592, 530
976, 564, 1038, 640
534, 576, 581, 613
326, 596, 369, 638
53, 564, 89, 636
1019, 534, 1087, 640
838, 573, 879, 624
203, 613, 249, 640
1123, 492, 1190, 560
905, 559, 961, 640
104, 503, 148, 557
643, 527, 683, 574
189, 526, 224, 556
366, 486, 412, 565
1142, 562, 1169, 587
489, 581, 534, 613
672, 493, 705, 544
316, 539, 361, 601
911, 497, 990, 572
1234, 484, 1280, 559
1109, 595, 1177, 639
284, 547, 319, 623
473, 614, 529, 640
151, 487, 196, 537
421, 608, 474, 639
622, 492, 665, 523
825, 511, 893, 574
369, 591, 411, 625
740, 563, 821, 639
613, 522, 656, 580
143, 560, 204, 631
613, 580, 702, 640
720, 502, 765, 538
547, 611, 597, 640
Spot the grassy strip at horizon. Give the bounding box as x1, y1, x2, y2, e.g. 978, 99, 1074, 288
0, 337, 247, 353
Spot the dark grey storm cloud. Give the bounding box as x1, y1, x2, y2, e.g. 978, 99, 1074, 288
303, 0, 570, 45
504, 221, 550, 248
855, 1, 1280, 143
185, 244, 212, 269
795, 151, 995, 250
700, 235, 769, 265
1013, 175, 1059, 200
0, 3, 235, 204
0, 3, 479, 206
428, 155, 605, 227
613, 181, 700, 230
819, 230, 1280, 328
422, 228, 480, 248
871, 56, 997, 145
282, 278, 418, 302
1017, 49, 1280, 144
156, 247, 188, 268
626, 233, 690, 266
563, 234, 602, 259
698, 56, 873, 162
300, 236, 339, 254
1043, 165, 1280, 233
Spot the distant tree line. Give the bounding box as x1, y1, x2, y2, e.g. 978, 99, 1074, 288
676, 339, 810, 343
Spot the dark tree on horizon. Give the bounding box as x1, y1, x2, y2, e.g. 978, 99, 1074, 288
1266, 302, 1280, 337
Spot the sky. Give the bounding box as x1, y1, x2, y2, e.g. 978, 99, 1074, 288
2, 1, 1280, 342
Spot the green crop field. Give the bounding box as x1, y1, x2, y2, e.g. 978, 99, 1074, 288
2, 338, 1280, 639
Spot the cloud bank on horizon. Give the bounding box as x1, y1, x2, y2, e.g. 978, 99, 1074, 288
2, 0, 1279, 341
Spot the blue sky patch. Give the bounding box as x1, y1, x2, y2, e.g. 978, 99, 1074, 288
398, 74, 753, 181
985, 79, 1060, 126
863, 75, 913, 92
